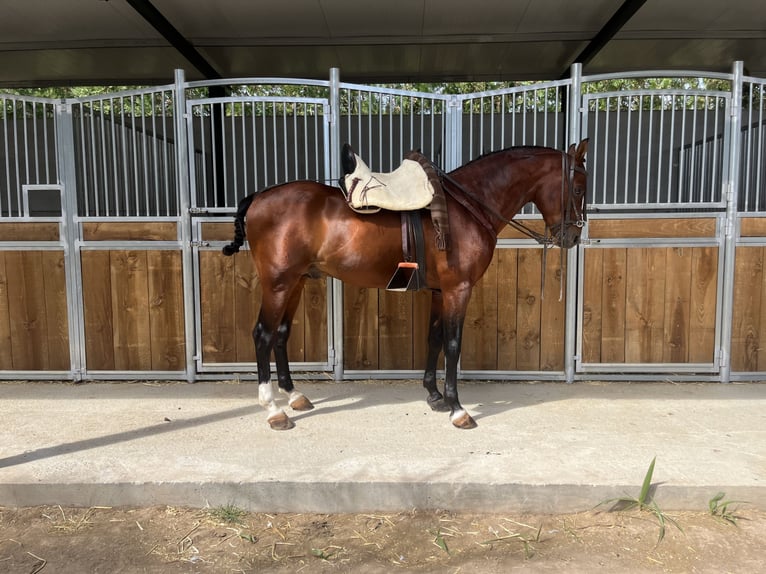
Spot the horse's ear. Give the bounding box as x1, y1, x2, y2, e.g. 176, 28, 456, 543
574, 138, 589, 161
341, 143, 357, 175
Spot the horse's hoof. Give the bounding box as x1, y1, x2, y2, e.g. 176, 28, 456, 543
427, 395, 450, 412
289, 394, 314, 411
267, 412, 295, 430
451, 411, 478, 430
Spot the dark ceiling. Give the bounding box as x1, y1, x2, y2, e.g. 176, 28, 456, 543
1, 0, 764, 87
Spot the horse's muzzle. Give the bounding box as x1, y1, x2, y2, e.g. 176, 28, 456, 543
551, 224, 583, 249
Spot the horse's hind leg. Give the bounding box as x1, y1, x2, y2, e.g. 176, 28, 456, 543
274, 278, 314, 412
254, 286, 299, 430
423, 291, 449, 412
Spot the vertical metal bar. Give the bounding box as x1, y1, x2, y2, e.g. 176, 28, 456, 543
175, 69, 196, 382
677, 95, 688, 205
643, 95, 652, 203
750, 81, 766, 211
565, 62, 582, 383
700, 95, 710, 202
656, 93, 665, 201
719, 61, 744, 383
329, 68, 344, 380
140, 95, 150, 215
665, 95, 675, 202
55, 100, 85, 380
624, 95, 633, 202
99, 99, 110, 215
743, 83, 754, 210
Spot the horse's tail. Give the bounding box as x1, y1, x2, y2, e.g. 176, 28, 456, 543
222, 193, 255, 256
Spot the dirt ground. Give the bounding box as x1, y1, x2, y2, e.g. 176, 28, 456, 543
1, 504, 764, 573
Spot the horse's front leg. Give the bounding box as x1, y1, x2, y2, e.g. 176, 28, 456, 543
442, 288, 477, 429
423, 291, 449, 412
273, 279, 314, 412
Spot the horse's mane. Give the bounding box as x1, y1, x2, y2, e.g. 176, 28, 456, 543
460, 145, 560, 169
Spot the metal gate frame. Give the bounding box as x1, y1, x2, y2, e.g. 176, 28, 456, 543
1, 61, 763, 383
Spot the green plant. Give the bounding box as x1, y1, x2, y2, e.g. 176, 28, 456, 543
708, 492, 748, 525
595, 457, 681, 544
208, 504, 247, 524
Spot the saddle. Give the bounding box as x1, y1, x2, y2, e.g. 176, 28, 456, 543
340, 144, 450, 252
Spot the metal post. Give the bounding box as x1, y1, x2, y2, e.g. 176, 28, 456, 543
564, 62, 583, 383
718, 61, 744, 383
55, 100, 85, 380
174, 68, 197, 383
329, 67, 345, 380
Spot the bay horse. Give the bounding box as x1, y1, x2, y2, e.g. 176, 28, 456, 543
222, 140, 589, 430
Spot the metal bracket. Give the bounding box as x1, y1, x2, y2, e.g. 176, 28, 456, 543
190, 240, 210, 248
189, 207, 209, 215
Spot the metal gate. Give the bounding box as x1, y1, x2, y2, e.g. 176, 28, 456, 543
576, 81, 733, 378
184, 80, 336, 376
2, 62, 765, 382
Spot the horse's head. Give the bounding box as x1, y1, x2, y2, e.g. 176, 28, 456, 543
537, 139, 588, 249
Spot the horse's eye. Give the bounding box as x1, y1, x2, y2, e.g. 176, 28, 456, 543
574, 186, 584, 197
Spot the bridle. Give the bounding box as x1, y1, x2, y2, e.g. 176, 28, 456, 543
435, 149, 587, 300
436, 149, 585, 244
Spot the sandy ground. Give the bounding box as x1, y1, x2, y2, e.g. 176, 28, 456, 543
1, 504, 764, 573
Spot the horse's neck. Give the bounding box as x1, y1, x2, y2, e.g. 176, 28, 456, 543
455, 158, 535, 230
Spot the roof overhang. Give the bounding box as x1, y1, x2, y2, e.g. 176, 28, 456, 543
1, 0, 764, 87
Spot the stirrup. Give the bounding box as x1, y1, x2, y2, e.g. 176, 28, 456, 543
386, 261, 421, 292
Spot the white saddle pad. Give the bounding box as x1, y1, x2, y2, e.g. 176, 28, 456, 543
344, 154, 434, 211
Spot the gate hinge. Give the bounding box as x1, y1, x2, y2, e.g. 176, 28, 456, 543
190, 240, 210, 248
189, 207, 209, 215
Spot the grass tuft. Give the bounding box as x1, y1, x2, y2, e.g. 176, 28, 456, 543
595, 456, 681, 544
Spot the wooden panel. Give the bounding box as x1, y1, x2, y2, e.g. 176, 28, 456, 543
200, 251, 236, 363
588, 218, 716, 239
0, 250, 67, 370
732, 247, 762, 371
147, 251, 185, 370
739, 218, 766, 237
0, 222, 59, 241
601, 248, 627, 363
516, 249, 542, 370
582, 249, 603, 363
463, 256, 499, 370
41, 251, 70, 370
82, 251, 115, 370
5, 252, 49, 370
202, 222, 236, 242
110, 251, 151, 370
625, 248, 666, 362
412, 289, 433, 370
662, 248, 693, 363
232, 255, 259, 362
379, 290, 414, 369
689, 247, 718, 363
540, 250, 566, 370
0, 253, 11, 368
82, 222, 177, 241
304, 278, 328, 362
497, 249, 519, 370
498, 220, 546, 240
344, 286, 378, 369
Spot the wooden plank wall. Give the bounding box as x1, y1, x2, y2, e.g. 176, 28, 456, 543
0, 249, 70, 370
731, 218, 766, 371
581, 218, 719, 365
0, 222, 70, 371
342, 247, 567, 372
198, 251, 328, 364
80, 223, 185, 371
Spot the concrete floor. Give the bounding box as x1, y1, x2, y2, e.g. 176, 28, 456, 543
1, 379, 764, 513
